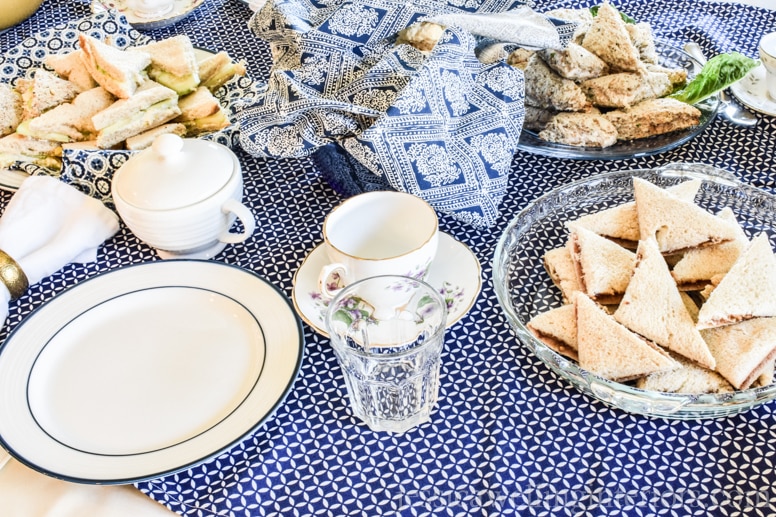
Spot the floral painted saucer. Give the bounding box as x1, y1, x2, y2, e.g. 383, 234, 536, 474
292, 232, 482, 336
730, 64, 776, 117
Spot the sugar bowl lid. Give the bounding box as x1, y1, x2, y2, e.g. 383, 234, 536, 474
113, 134, 236, 210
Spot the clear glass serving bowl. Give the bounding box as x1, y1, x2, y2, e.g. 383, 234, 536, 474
493, 163, 776, 419
516, 42, 720, 160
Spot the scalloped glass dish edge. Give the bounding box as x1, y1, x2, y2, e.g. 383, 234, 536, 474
493, 163, 776, 419
516, 41, 719, 160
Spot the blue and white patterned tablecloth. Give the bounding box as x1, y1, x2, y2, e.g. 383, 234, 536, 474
2, 0, 776, 515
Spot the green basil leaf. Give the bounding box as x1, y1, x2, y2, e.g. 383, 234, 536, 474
671, 52, 760, 105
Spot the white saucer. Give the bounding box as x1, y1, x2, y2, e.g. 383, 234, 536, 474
91, 0, 205, 30
292, 232, 482, 336
730, 64, 776, 117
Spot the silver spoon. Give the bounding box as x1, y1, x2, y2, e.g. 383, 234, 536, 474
683, 42, 759, 127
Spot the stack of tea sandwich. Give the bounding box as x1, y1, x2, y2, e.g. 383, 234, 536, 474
0, 33, 246, 172
528, 177, 776, 394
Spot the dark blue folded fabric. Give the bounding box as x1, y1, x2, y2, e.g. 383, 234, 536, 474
239, 0, 577, 227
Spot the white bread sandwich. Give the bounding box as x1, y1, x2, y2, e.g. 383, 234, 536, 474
636, 354, 734, 394
671, 207, 749, 290
695, 233, 776, 329
16, 69, 81, 120
45, 49, 99, 91
569, 226, 635, 304
125, 122, 186, 151
566, 179, 701, 248
174, 86, 230, 135
575, 292, 679, 382
633, 177, 740, 254
680, 291, 700, 323
196, 51, 246, 92
543, 245, 582, 304
701, 317, 776, 390
92, 80, 181, 149
17, 86, 115, 143
0, 133, 62, 170
0, 83, 22, 136
136, 35, 200, 96
527, 304, 578, 360
78, 33, 151, 99
755, 360, 775, 387
613, 237, 716, 369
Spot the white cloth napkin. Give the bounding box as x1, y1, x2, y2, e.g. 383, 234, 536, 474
429, 6, 575, 50
0, 175, 120, 324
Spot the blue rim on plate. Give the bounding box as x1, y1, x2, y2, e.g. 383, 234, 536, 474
0, 260, 305, 484
517, 41, 720, 160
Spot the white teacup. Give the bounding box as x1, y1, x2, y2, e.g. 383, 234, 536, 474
760, 32, 776, 102
318, 191, 439, 312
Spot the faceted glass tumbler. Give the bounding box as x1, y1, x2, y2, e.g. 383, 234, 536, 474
325, 275, 447, 433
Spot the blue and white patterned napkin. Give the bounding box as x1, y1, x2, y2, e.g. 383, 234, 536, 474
238, 0, 577, 227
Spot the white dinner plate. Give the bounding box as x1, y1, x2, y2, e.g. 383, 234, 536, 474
729, 64, 776, 117
292, 232, 482, 336
0, 260, 304, 483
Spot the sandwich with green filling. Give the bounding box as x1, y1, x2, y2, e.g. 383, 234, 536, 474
174, 86, 230, 135
0, 83, 22, 136
16, 86, 115, 143
136, 35, 200, 96
92, 80, 181, 148
197, 51, 246, 91
45, 49, 99, 92
0, 133, 62, 170
78, 33, 151, 99
125, 122, 186, 150
16, 69, 81, 120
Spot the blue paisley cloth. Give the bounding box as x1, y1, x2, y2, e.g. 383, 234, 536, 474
1, 0, 776, 516
238, 0, 577, 227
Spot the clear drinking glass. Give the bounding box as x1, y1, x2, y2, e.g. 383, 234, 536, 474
325, 275, 447, 433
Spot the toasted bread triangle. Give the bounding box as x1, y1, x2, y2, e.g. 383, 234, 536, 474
569, 226, 635, 302
701, 317, 776, 390
575, 292, 678, 381
527, 304, 578, 361
671, 207, 749, 289
696, 233, 776, 329
566, 179, 700, 246
543, 246, 581, 304
636, 353, 733, 394
613, 237, 716, 369
634, 177, 740, 254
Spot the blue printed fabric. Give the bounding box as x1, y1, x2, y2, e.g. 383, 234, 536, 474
237, 0, 577, 227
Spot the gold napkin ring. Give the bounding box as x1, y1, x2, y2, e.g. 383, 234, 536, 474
0, 250, 28, 300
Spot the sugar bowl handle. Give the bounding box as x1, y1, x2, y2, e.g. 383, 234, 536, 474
219, 199, 256, 244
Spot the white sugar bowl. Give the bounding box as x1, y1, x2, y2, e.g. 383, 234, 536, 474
111, 134, 256, 259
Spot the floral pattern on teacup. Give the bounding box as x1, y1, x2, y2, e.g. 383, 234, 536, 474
310, 279, 465, 326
